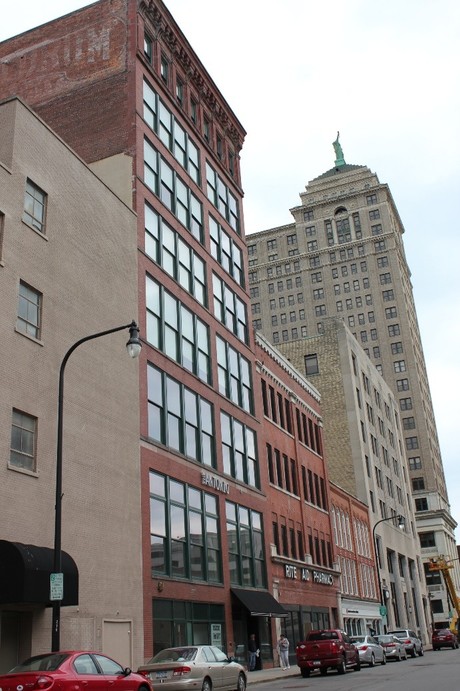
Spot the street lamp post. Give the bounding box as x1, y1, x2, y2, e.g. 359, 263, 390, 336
51, 321, 141, 652
372, 514, 406, 634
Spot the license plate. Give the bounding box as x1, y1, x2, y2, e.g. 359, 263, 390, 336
313, 660, 321, 666
156, 671, 168, 679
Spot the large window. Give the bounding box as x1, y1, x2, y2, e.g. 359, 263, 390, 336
144, 139, 203, 241
212, 274, 248, 344
209, 215, 243, 286
17, 281, 42, 339
147, 364, 214, 465
143, 79, 200, 184
221, 412, 258, 488
206, 162, 239, 233
145, 204, 206, 305
226, 501, 266, 587
216, 336, 253, 413
10, 409, 37, 471
146, 275, 210, 383
149, 471, 222, 582
23, 179, 47, 234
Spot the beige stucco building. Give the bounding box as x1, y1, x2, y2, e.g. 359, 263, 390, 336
0, 98, 142, 669
278, 318, 429, 640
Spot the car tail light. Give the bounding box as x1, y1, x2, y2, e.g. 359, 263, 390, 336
387, 644, 395, 649
172, 667, 191, 677
138, 670, 149, 677
359, 645, 368, 651
404, 639, 411, 644
35, 676, 53, 690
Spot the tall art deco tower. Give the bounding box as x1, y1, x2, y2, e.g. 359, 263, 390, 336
247, 135, 459, 622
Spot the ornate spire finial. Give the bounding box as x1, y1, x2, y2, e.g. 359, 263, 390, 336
332, 131, 346, 167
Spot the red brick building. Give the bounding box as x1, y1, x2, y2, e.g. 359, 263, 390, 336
0, 0, 284, 665
255, 333, 340, 655
329, 483, 380, 635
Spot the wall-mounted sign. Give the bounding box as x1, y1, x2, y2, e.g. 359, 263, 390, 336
201, 472, 230, 494
284, 564, 334, 586
211, 624, 222, 647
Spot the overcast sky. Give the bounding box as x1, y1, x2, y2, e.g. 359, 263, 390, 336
2, 0, 460, 532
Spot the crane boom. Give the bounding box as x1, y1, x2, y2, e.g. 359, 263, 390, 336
428, 557, 460, 634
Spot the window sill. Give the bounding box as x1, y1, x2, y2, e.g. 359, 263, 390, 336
15, 327, 44, 346
7, 463, 39, 478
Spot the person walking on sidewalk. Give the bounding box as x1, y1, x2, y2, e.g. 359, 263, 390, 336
278, 634, 290, 669
248, 634, 258, 671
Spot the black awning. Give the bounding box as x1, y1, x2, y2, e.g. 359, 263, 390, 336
231, 588, 288, 618
0, 541, 78, 606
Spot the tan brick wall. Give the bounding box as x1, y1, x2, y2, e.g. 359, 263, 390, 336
0, 99, 142, 665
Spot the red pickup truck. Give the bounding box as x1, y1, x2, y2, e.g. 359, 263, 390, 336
295, 629, 361, 677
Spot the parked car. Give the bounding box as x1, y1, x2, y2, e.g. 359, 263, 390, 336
295, 629, 360, 677
137, 645, 247, 691
432, 628, 459, 650
0, 651, 152, 691
387, 629, 424, 657
375, 634, 407, 661
349, 635, 386, 666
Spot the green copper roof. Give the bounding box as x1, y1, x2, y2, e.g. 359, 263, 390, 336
314, 163, 365, 181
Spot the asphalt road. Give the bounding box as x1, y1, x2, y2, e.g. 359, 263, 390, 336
249, 648, 459, 691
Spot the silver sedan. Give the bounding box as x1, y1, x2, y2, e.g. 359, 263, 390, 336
375, 634, 408, 661
350, 635, 386, 667
137, 646, 247, 691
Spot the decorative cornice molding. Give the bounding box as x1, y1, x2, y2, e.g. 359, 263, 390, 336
140, 0, 245, 151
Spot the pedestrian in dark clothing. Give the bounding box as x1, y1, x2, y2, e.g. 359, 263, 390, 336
248, 634, 258, 671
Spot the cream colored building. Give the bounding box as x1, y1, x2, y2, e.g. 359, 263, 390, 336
0, 98, 142, 669
278, 318, 429, 640
247, 145, 459, 625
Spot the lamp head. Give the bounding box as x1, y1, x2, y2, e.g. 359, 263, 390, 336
126, 321, 142, 359
397, 515, 406, 530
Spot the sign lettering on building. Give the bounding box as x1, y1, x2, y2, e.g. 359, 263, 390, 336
284, 563, 333, 586
201, 472, 230, 494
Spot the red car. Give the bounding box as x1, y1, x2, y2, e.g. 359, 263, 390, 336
0, 651, 153, 691
432, 629, 459, 650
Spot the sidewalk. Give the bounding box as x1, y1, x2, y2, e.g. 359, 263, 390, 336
246, 646, 432, 684
246, 665, 299, 685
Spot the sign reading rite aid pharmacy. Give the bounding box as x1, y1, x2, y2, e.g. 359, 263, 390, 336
284, 564, 334, 586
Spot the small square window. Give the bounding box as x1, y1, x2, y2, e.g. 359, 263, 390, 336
10, 409, 37, 471
17, 281, 42, 339
23, 179, 47, 233
305, 353, 319, 375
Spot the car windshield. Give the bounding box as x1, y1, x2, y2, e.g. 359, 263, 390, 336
376, 636, 393, 643
435, 630, 450, 635
148, 648, 197, 663
388, 631, 406, 637
10, 654, 69, 673
350, 637, 365, 644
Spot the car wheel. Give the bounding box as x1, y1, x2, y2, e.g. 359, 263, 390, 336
381, 653, 387, 665
301, 668, 310, 678
201, 678, 212, 691
337, 657, 346, 674
410, 648, 416, 658
418, 647, 424, 657
369, 653, 375, 668
236, 672, 246, 691
433, 647, 438, 652
355, 657, 361, 671
320, 667, 328, 676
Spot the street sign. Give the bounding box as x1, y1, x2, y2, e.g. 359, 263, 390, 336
50, 573, 64, 601
379, 605, 387, 616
